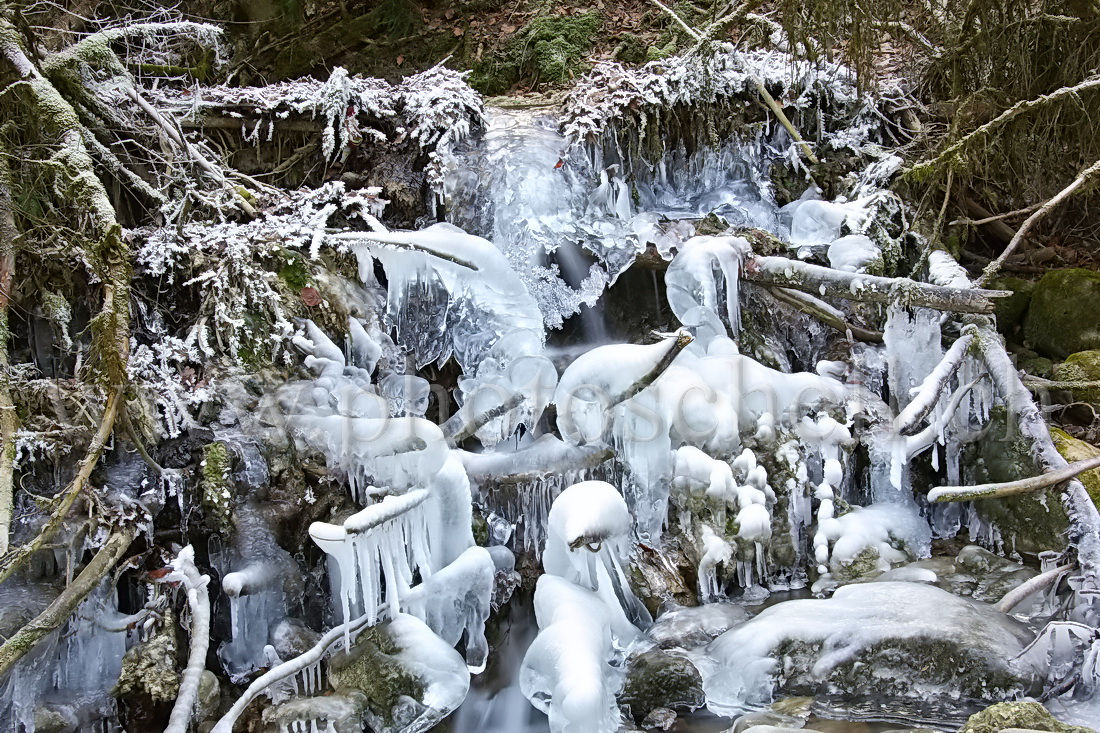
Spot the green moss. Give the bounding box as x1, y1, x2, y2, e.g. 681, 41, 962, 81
1053, 349, 1100, 403
831, 546, 881, 581
1024, 268, 1100, 358
471, 10, 601, 94
327, 625, 425, 726
1051, 427, 1100, 505
114, 609, 180, 704
276, 249, 311, 290
471, 508, 489, 546
615, 36, 649, 65
200, 442, 233, 532
960, 701, 1095, 733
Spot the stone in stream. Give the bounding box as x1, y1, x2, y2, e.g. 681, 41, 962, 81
704, 582, 1039, 715
619, 648, 706, 724
647, 602, 753, 649
958, 701, 1095, 733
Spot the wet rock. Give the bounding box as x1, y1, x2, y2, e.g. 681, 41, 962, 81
958, 701, 1095, 733
270, 617, 322, 660
327, 613, 469, 733
629, 540, 697, 616
196, 671, 220, 723
113, 611, 180, 704
991, 277, 1034, 343
640, 706, 678, 730
620, 648, 705, 724
648, 603, 751, 649
1024, 268, 1100, 358
705, 582, 1038, 713
263, 691, 369, 733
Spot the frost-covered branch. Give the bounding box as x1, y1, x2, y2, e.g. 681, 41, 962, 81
894, 329, 976, 434
929, 454, 1100, 503
212, 612, 374, 733
458, 437, 614, 486
746, 255, 1008, 314
0, 524, 137, 677
610, 329, 694, 406
442, 392, 525, 446
164, 546, 212, 733
767, 286, 883, 343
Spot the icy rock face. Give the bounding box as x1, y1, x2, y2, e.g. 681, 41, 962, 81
327, 613, 471, 733
648, 604, 752, 649
703, 582, 1037, 714
811, 503, 931, 589
665, 236, 753, 337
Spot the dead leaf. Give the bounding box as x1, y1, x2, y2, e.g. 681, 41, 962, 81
300, 287, 322, 306
502, 23, 517, 33
396, 55, 405, 66
445, 8, 455, 19
453, 26, 465, 37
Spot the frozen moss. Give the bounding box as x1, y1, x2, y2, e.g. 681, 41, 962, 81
200, 441, 234, 531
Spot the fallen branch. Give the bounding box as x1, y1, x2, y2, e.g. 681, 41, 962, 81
458, 436, 613, 486
0, 388, 122, 586
894, 329, 976, 434
0, 524, 137, 677
996, 563, 1074, 614
0, 150, 17, 556
211, 612, 374, 733
767, 286, 883, 343
610, 330, 694, 405
164, 546, 212, 733
1023, 376, 1100, 392
978, 157, 1100, 286
929, 454, 1100, 503
747, 255, 1008, 314
904, 377, 981, 461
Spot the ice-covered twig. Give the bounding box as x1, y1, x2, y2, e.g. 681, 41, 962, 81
609, 329, 693, 405
996, 563, 1074, 614
930, 454, 1100, 503
442, 392, 525, 447
894, 328, 976, 434
329, 231, 479, 270
164, 546, 212, 733
458, 436, 613, 486
904, 376, 981, 461
767, 286, 883, 343
747, 255, 1008, 314
212, 613, 374, 733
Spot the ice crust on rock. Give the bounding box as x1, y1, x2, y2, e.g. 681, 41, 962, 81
703, 582, 1037, 715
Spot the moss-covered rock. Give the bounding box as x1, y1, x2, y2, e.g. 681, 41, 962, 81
1024, 268, 1100, 358
114, 610, 180, 704
200, 441, 234, 532
1053, 349, 1100, 403
958, 701, 1095, 733
1051, 427, 1100, 504
990, 276, 1033, 342
971, 407, 1070, 557
619, 648, 705, 723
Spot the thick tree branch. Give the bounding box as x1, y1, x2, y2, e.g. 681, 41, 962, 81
0, 524, 136, 677
894, 329, 976, 434
767, 286, 883, 342
164, 546, 212, 733
929, 454, 1100, 503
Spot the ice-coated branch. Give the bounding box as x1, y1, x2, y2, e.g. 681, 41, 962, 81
164, 546, 212, 733
746, 255, 1008, 314
609, 329, 694, 406
442, 392, 525, 447
894, 328, 976, 434
996, 563, 1074, 614
0, 388, 122, 586
343, 489, 430, 535
212, 613, 374, 733
0, 524, 137, 677
978, 157, 1100, 286
923, 250, 1100, 590
458, 436, 614, 486
767, 286, 883, 343
929, 454, 1100, 503
904, 376, 981, 461
329, 231, 479, 270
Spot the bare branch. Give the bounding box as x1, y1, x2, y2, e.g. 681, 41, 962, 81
767, 286, 884, 342
929, 454, 1100, 502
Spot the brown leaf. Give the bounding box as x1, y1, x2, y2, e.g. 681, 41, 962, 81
452, 26, 465, 37
445, 8, 455, 19
396, 55, 405, 66
300, 287, 322, 307
502, 23, 517, 34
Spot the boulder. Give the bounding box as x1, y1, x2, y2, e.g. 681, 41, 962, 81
959, 701, 1095, 733
1024, 269, 1100, 358
648, 603, 751, 649
327, 613, 469, 733
620, 648, 705, 724
1052, 350, 1100, 403
704, 582, 1038, 715
991, 277, 1034, 342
